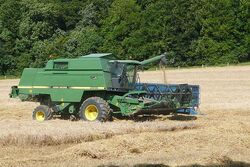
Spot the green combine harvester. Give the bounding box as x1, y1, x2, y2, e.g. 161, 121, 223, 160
10, 53, 199, 122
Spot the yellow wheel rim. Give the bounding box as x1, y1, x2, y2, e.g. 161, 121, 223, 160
85, 105, 98, 121
36, 111, 45, 122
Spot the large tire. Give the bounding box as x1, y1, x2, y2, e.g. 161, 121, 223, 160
32, 105, 53, 122
79, 97, 111, 122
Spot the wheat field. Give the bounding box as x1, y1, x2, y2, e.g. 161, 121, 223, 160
0, 66, 250, 167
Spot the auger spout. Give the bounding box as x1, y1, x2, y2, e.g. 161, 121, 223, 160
140, 53, 167, 66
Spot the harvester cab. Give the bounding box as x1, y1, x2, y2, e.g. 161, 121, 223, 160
109, 54, 166, 91
10, 53, 200, 122
109, 60, 138, 90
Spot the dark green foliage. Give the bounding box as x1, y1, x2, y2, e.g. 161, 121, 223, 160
0, 0, 249, 75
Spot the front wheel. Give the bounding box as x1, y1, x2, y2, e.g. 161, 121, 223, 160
79, 97, 111, 122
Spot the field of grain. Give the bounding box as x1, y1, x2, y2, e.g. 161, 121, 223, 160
0, 66, 250, 167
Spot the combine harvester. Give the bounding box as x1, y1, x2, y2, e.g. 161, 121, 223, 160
10, 53, 199, 122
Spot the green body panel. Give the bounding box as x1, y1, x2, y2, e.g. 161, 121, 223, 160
18, 68, 39, 86
17, 54, 115, 102
18, 69, 107, 102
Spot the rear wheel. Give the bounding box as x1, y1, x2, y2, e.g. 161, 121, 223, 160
32, 105, 53, 122
79, 97, 110, 122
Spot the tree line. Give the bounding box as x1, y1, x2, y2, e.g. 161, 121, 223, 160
0, 0, 249, 75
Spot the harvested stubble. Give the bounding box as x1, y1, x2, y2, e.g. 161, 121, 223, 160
0, 119, 197, 146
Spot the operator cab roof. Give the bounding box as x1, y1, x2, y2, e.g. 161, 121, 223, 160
81, 53, 141, 65
109, 60, 141, 65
